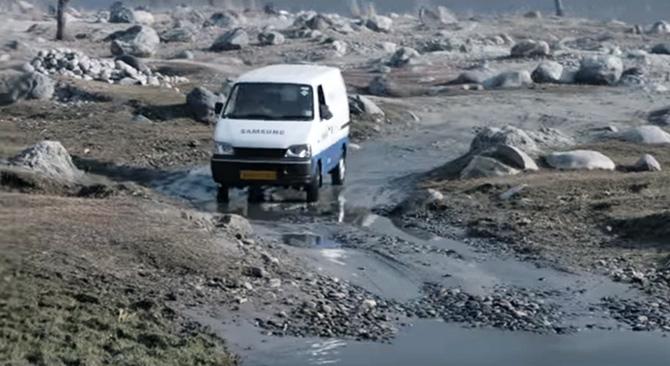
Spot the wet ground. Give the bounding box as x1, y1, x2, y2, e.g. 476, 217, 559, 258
152, 123, 670, 365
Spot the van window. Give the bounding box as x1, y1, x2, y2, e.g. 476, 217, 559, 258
224, 83, 314, 121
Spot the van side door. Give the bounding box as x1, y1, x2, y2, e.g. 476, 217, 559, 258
316, 85, 339, 172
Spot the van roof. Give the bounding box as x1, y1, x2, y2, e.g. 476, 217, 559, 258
235, 64, 341, 85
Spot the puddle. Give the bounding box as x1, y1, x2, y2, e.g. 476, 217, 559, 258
282, 234, 342, 249
193, 313, 670, 366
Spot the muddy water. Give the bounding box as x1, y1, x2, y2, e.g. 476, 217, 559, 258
154, 129, 670, 365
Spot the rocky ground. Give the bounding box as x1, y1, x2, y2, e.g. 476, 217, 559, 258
3, 1, 670, 365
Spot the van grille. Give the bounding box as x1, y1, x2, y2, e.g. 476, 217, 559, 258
234, 148, 287, 158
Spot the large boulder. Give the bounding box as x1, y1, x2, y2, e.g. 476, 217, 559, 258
460, 156, 520, 179
531, 61, 564, 83
160, 26, 195, 43
649, 21, 670, 34
388, 47, 420, 67
651, 43, 670, 55
10, 141, 82, 182
618, 126, 670, 144
110, 25, 160, 57
545, 150, 616, 171
210, 28, 249, 52
574, 56, 623, 85
0, 71, 54, 105
511, 40, 550, 58
419, 6, 458, 26
186, 87, 223, 124
366, 15, 393, 33
109, 1, 135, 23
483, 145, 539, 171
471, 126, 539, 154
258, 31, 285, 46
634, 154, 662, 172
349, 95, 385, 118
206, 11, 245, 28
485, 70, 533, 89
648, 107, 670, 126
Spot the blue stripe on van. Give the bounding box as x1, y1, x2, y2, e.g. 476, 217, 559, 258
312, 136, 348, 175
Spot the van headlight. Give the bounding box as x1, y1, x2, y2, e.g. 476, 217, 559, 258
286, 144, 311, 158
214, 142, 234, 155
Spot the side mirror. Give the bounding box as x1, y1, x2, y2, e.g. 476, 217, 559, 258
214, 102, 224, 116
320, 104, 333, 120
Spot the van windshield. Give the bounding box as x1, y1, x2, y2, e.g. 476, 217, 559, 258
223, 83, 314, 121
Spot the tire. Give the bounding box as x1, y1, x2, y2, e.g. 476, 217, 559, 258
331, 156, 346, 186
306, 164, 321, 203
247, 187, 264, 203
216, 185, 229, 203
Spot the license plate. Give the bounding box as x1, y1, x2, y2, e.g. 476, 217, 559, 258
240, 170, 277, 181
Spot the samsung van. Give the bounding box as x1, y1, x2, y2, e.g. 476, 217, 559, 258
211, 64, 350, 203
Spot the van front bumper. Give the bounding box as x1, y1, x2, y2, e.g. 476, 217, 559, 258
211, 155, 314, 188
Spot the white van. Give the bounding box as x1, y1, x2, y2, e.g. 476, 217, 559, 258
211, 64, 350, 203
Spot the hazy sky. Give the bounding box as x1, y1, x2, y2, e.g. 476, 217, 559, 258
65, 0, 670, 23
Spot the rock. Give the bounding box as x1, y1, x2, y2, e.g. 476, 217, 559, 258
545, 150, 616, 171
634, 154, 662, 172
651, 43, 670, 55
210, 28, 249, 52
214, 213, 253, 238
133, 10, 154, 25
186, 87, 223, 124
243, 266, 267, 278
349, 95, 385, 117
0, 54, 10, 62
511, 40, 550, 58
10, 141, 82, 182
117, 77, 139, 86
109, 1, 135, 23
451, 67, 497, 85
388, 47, 420, 67
0, 71, 54, 104
378, 42, 397, 53
618, 126, 670, 144
110, 25, 160, 58
305, 14, 333, 31
649, 21, 670, 34
485, 70, 533, 89
268, 278, 282, 288
366, 15, 393, 33
648, 107, 670, 126
532, 61, 564, 83
524, 11, 542, 19
499, 185, 528, 200
367, 76, 395, 96
160, 26, 195, 43
331, 40, 348, 57
460, 156, 520, 179
115, 54, 148, 73
419, 6, 458, 26
471, 126, 539, 154
115, 60, 140, 80
174, 50, 194, 60
258, 31, 285, 46
484, 145, 539, 171
206, 11, 245, 28
575, 56, 624, 86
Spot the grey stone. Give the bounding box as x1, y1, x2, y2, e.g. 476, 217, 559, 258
485, 70, 533, 89
258, 31, 285, 46
575, 56, 624, 86
484, 145, 539, 171
471, 126, 539, 154
451, 67, 497, 85
618, 126, 670, 144
648, 107, 670, 126
10, 141, 82, 182
0, 71, 54, 104
651, 43, 670, 55
349, 95, 385, 117
634, 154, 662, 172
160, 27, 195, 43
305, 14, 333, 31
214, 213, 253, 238
511, 40, 550, 58
532, 61, 564, 83
388, 47, 420, 67
460, 156, 520, 179
545, 150, 616, 171
186, 87, 223, 124
210, 28, 249, 52
649, 21, 670, 34
174, 50, 194, 60
133, 10, 154, 25
114, 54, 148, 73
110, 25, 160, 58
366, 15, 393, 33
206, 11, 245, 28
109, 1, 135, 23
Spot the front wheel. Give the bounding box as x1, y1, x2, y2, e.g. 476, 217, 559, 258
306, 165, 321, 203
331, 156, 346, 186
